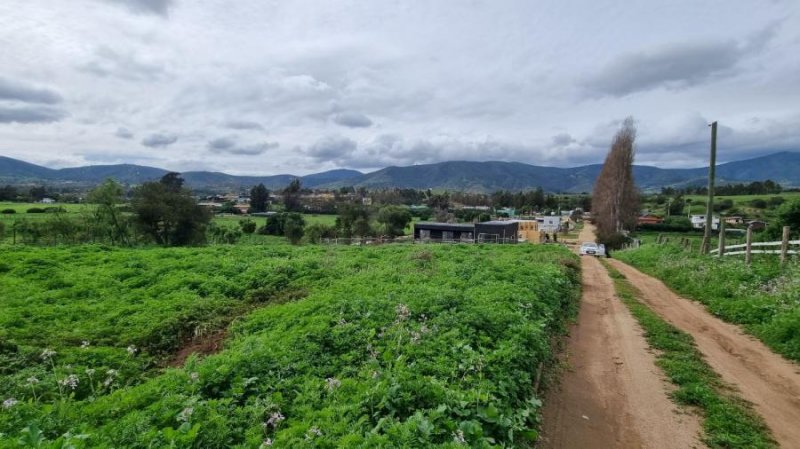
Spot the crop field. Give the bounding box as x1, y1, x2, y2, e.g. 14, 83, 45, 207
615, 244, 800, 362
0, 242, 580, 448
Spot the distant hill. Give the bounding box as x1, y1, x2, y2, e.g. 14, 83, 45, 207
0, 152, 798, 192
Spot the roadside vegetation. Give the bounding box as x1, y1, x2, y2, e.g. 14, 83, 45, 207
614, 244, 800, 363
0, 242, 580, 448
604, 263, 776, 448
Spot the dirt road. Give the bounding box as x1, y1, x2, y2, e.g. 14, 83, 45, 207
538, 225, 703, 449
609, 259, 800, 447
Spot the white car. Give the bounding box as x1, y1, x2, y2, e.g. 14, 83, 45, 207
579, 242, 598, 256
596, 244, 606, 258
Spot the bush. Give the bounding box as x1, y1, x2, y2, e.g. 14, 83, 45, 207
238, 219, 256, 234
1, 208, 15, 214
26, 207, 45, 214
749, 199, 768, 209
305, 223, 337, 243
284, 213, 305, 244
44, 206, 66, 213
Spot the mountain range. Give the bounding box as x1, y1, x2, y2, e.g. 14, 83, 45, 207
1, 151, 798, 193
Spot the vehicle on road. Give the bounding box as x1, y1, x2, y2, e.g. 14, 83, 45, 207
580, 242, 598, 256
597, 243, 606, 257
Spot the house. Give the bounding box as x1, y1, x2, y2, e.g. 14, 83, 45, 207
514, 220, 541, 243
475, 221, 519, 243
724, 216, 744, 226
496, 207, 516, 217
538, 216, 561, 233
413, 220, 519, 243
690, 215, 720, 231
40, 197, 55, 204
413, 222, 474, 242
746, 220, 768, 231
638, 215, 664, 225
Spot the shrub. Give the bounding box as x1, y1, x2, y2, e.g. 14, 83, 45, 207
26, 207, 46, 214
238, 219, 256, 234
749, 199, 768, 209
1, 208, 15, 214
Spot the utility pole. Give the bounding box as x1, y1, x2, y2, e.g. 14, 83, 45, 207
700, 121, 718, 254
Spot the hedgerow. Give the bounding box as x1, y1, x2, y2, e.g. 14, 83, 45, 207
0, 243, 579, 448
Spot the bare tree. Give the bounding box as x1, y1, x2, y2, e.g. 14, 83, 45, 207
592, 117, 640, 247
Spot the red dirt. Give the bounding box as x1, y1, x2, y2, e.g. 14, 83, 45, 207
538, 225, 703, 449
608, 259, 800, 447
168, 329, 227, 367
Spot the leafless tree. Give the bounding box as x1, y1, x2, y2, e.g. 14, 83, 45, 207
592, 117, 640, 246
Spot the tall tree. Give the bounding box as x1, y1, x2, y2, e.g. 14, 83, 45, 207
87, 178, 130, 245
250, 183, 270, 212
283, 178, 302, 212
376, 205, 412, 237
591, 117, 640, 247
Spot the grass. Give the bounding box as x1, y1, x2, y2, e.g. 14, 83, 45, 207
0, 241, 581, 448
615, 244, 800, 363
603, 262, 776, 448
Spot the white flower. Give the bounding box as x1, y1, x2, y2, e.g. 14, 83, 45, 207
2, 398, 18, 409
325, 377, 341, 391
260, 439, 273, 448
26, 376, 39, 385
40, 348, 56, 360
58, 374, 79, 390
189, 372, 200, 383
395, 303, 410, 322
453, 430, 466, 444
126, 345, 138, 356
305, 426, 322, 440
85, 368, 96, 377
106, 369, 118, 377
265, 411, 285, 428
177, 407, 194, 423
81, 341, 90, 349
410, 331, 422, 344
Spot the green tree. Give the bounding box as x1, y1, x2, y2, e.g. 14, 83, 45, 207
239, 219, 256, 234
283, 178, 303, 212
376, 205, 412, 237
87, 178, 130, 245
249, 183, 270, 213
335, 203, 371, 237
131, 174, 212, 246
284, 213, 305, 244
768, 198, 800, 239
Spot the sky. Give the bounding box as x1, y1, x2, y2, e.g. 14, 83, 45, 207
1, 0, 799, 175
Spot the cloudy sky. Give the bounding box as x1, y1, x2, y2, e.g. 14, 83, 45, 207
1, 0, 799, 175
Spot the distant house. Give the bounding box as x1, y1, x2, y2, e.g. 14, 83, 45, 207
690, 215, 720, 231
40, 197, 55, 204
475, 221, 518, 243
514, 220, 541, 243
747, 220, 768, 231
637, 215, 664, 226
496, 207, 516, 217
538, 216, 561, 233
724, 216, 744, 226
413, 220, 518, 243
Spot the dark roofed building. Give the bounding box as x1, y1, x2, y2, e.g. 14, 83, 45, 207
474, 221, 518, 243
414, 222, 474, 242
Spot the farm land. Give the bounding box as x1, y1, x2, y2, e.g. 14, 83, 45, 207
0, 241, 580, 448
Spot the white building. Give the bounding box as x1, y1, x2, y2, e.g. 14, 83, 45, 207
538, 216, 561, 233
690, 215, 720, 230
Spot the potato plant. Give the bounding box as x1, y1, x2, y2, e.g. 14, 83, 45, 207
0, 242, 579, 448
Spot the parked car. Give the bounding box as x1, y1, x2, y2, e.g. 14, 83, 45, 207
596, 243, 606, 258
579, 242, 598, 256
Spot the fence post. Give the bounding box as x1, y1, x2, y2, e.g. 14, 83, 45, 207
718, 220, 726, 257
745, 226, 753, 266
781, 226, 790, 267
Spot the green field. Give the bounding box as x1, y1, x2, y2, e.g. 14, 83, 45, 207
642, 192, 800, 221
615, 244, 800, 363
0, 241, 580, 448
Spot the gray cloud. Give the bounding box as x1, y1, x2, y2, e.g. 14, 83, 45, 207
224, 120, 265, 131
551, 133, 576, 147
332, 112, 373, 128
0, 77, 63, 104
81, 47, 166, 82
0, 106, 67, 123
115, 127, 134, 139
305, 135, 358, 161
207, 136, 278, 155
141, 132, 178, 147
101, 0, 173, 16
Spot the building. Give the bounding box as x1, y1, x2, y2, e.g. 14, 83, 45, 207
474, 221, 519, 243
538, 216, 561, 233
637, 215, 664, 226
413, 221, 519, 243
724, 216, 744, 226
690, 215, 720, 230
514, 220, 541, 243
746, 220, 768, 231
414, 223, 474, 242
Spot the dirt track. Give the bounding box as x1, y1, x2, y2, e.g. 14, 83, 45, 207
538, 225, 703, 449
608, 259, 800, 447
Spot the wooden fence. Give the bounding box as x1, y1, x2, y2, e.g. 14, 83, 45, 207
710, 225, 796, 266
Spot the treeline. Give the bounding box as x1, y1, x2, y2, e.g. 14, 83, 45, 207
661, 179, 784, 196
0, 184, 84, 203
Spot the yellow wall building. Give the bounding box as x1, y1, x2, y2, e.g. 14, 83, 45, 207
515, 220, 542, 243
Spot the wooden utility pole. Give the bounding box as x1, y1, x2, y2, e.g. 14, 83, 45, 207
745, 225, 753, 266
718, 220, 726, 257
701, 121, 718, 254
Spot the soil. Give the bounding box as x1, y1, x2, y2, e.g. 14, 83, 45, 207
608, 259, 800, 447
538, 224, 703, 449
167, 329, 227, 367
